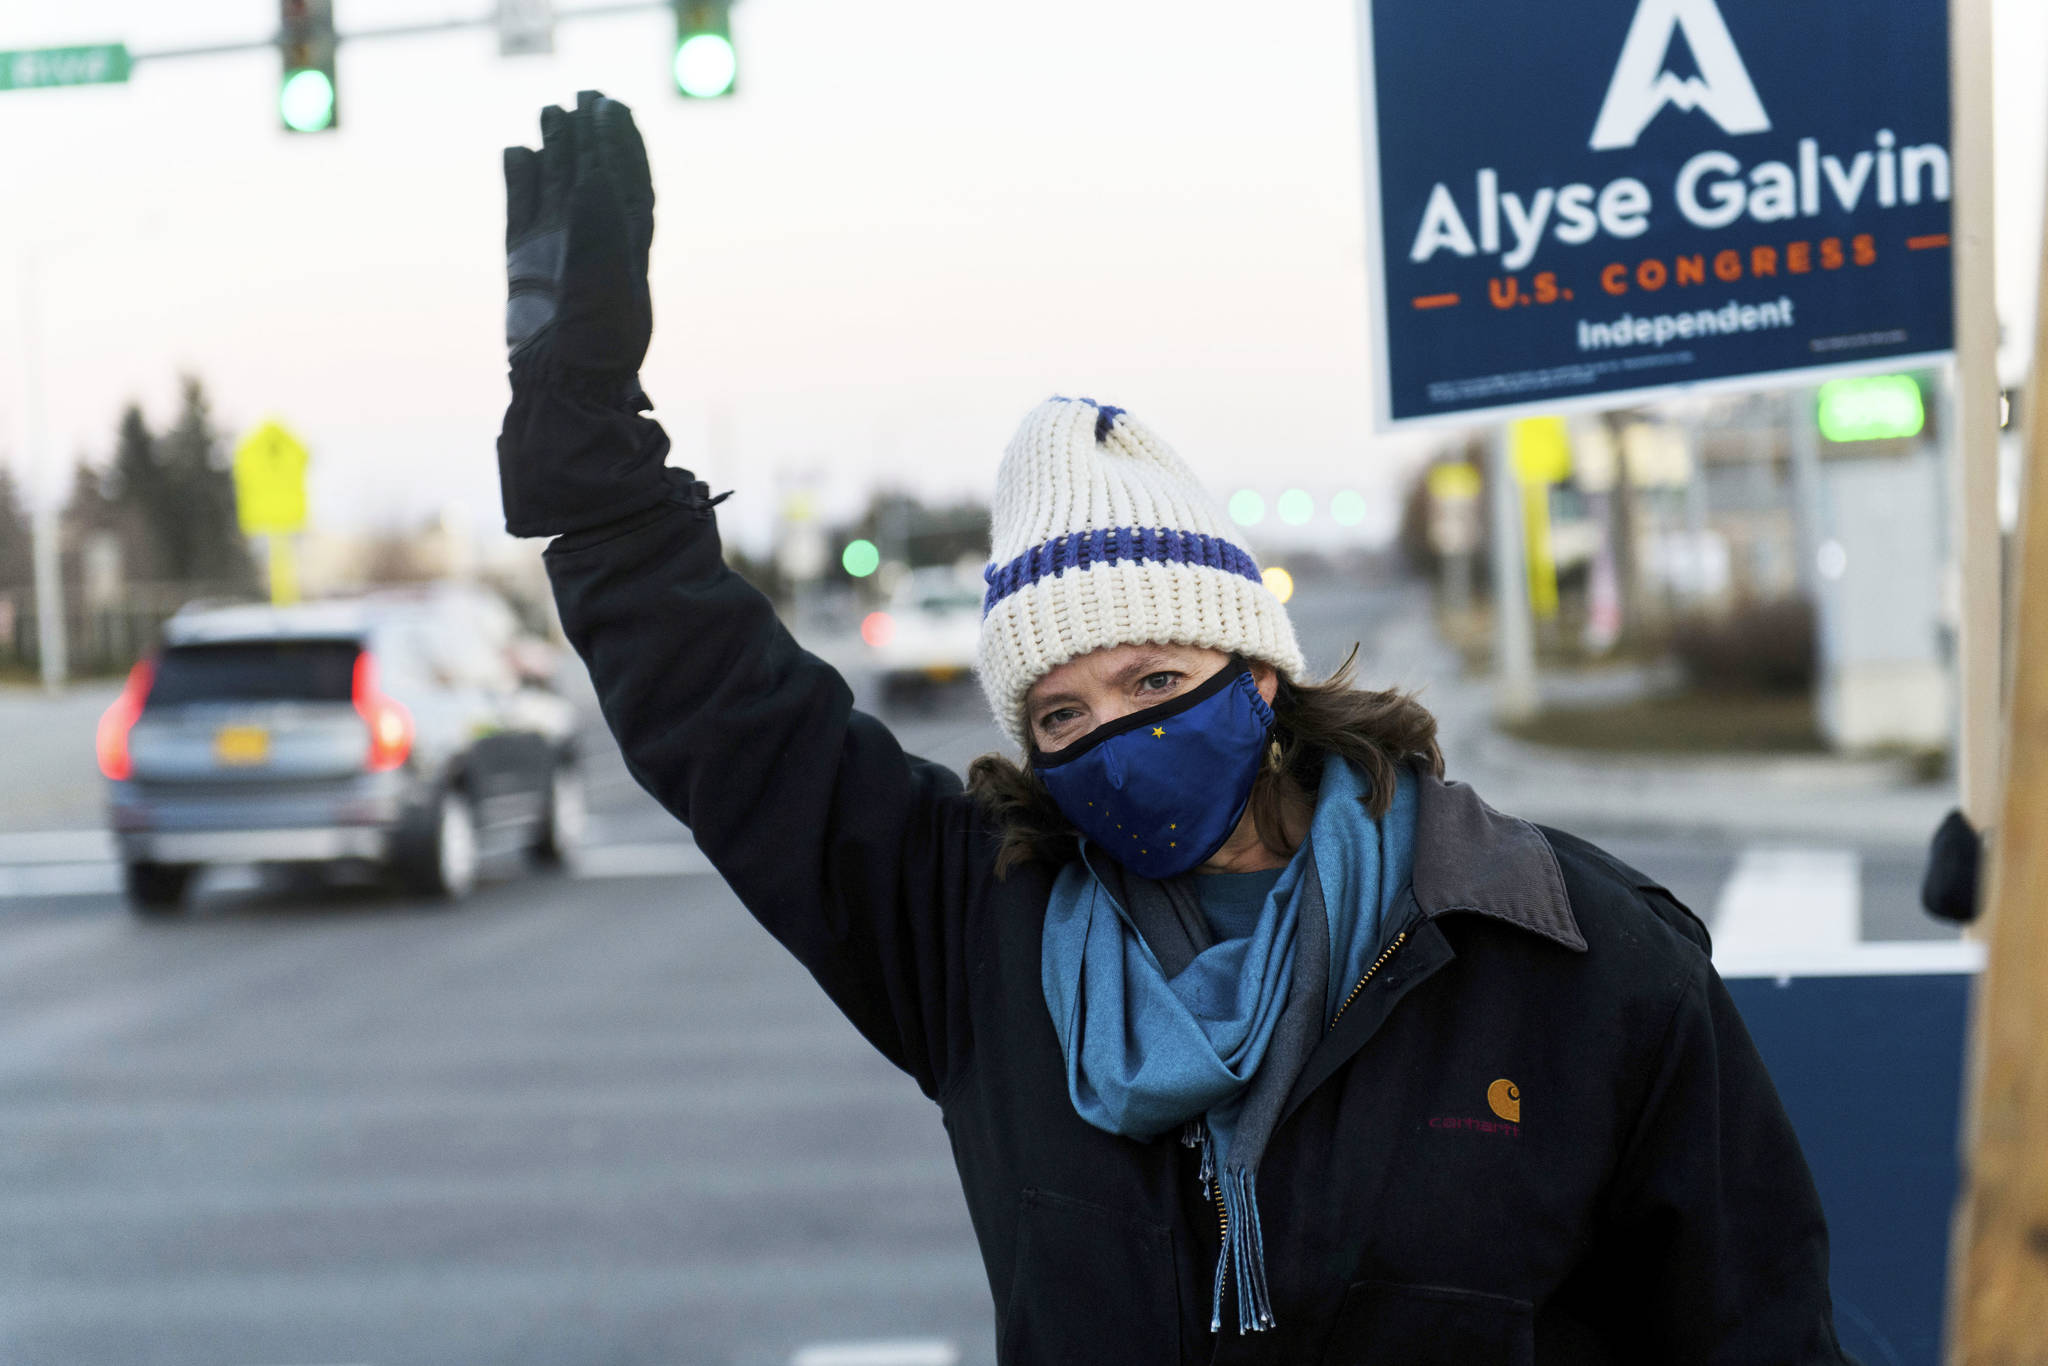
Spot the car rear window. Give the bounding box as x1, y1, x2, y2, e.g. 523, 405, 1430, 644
147, 640, 362, 706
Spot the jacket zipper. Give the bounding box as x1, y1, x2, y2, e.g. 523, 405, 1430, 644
1213, 930, 1414, 1253
1329, 930, 1408, 1029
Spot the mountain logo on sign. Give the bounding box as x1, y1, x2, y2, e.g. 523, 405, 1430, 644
1590, 0, 1770, 151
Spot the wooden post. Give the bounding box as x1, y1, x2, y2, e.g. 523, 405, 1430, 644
1946, 51, 2048, 1361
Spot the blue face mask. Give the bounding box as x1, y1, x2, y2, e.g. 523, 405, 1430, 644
1031, 659, 1276, 879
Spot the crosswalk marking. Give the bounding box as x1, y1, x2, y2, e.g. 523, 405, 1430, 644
791, 1342, 960, 1366
1710, 847, 1861, 956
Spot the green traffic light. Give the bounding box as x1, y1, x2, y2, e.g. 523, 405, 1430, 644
842, 539, 880, 578
673, 32, 736, 97
280, 68, 335, 132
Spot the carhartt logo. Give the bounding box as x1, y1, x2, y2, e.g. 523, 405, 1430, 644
1590, 0, 1770, 151
1487, 1078, 1521, 1123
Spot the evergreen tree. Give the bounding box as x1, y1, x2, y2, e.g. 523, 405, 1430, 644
100, 404, 165, 579
91, 379, 257, 589
153, 377, 254, 588
0, 466, 31, 590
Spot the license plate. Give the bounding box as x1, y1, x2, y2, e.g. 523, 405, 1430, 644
213, 725, 271, 766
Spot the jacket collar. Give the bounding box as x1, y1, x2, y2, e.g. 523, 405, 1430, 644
1408, 770, 1586, 953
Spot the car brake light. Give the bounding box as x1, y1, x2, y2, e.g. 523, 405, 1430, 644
352, 652, 414, 772
96, 658, 156, 781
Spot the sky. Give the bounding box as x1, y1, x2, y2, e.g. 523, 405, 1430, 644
0, 0, 2042, 560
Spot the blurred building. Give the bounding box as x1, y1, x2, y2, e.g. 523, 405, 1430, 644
1411, 374, 1957, 756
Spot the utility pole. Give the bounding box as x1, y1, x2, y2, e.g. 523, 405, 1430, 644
1946, 0, 2004, 832
1487, 426, 1537, 721
17, 251, 65, 693
1787, 389, 1826, 605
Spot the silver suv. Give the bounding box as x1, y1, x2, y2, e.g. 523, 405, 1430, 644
96, 586, 584, 915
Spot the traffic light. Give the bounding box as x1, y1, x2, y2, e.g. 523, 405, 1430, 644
279, 0, 338, 133
841, 539, 880, 578
672, 0, 737, 98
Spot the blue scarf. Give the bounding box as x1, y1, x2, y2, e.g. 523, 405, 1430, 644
1041, 754, 1418, 1331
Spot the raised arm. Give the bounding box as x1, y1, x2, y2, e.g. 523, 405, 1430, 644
495, 93, 986, 1099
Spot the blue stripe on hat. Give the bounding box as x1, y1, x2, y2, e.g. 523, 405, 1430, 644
981, 525, 1265, 616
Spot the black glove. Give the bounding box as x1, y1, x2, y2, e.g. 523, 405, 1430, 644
1921, 807, 1983, 924
498, 91, 688, 538
504, 89, 652, 372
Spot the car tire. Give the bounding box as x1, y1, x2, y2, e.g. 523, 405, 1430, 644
396, 786, 479, 901
532, 761, 586, 868
124, 862, 194, 917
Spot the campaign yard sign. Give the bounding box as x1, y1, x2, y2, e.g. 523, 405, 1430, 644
1357, 0, 1954, 427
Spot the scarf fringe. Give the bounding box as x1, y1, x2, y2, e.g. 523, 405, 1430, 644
1195, 1124, 1276, 1335
1223, 1166, 1278, 1333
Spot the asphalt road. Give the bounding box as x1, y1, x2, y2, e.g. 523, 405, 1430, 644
2, 875, 996, 1366
0, 575, 1958, 1364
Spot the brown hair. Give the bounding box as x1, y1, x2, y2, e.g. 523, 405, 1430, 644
965, 647, 1445, 877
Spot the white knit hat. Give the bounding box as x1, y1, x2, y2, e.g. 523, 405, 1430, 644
977, 396, 1309, 748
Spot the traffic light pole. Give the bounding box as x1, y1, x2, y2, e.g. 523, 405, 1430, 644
124, 1, 672, 67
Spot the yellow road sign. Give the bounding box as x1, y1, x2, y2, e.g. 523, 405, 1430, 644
1509, 417, 1572, 487
233, 420, 310, 534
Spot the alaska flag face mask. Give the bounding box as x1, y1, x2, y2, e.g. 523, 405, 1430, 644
1031, 658, 1276, 880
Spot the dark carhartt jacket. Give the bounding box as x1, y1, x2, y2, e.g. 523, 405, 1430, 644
544, 488, 1851, 1366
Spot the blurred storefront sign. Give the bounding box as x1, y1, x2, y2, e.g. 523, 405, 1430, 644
1813, 447, 1950, 750
1425, 462, 1484, 616
80, 534, 124, 612
1511, 418, 1572, 619
1817, 372, 1926, 442
1355, 0, 1954, 426
1424, 462, 1482, 557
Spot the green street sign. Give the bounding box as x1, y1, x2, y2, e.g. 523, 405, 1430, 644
0, 44, 130, 92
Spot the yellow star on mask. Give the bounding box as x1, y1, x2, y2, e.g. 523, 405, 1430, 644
1151, 726, 1165, 738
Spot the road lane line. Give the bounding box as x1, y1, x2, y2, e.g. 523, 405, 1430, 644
0, 862, 121, 898
0, 829, 114, 863
571, 842, 712, 878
